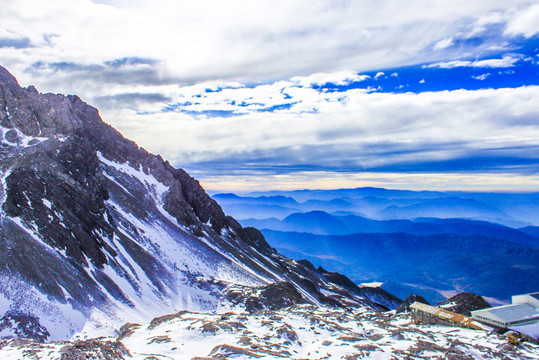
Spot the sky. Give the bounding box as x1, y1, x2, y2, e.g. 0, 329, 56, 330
1, 0, 539, 192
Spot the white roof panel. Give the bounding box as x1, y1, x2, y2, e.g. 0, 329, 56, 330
508, 321, 539, 340
473, 304, 539, 323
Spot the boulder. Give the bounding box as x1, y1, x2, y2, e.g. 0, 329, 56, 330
436, 292, 491, 316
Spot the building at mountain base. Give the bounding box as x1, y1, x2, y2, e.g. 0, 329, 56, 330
410, 302, 487, 330
471, 293, 539, 328
471, 292, 539, 344
507, 323, 539, 344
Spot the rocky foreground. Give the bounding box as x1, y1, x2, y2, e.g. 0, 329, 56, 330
1, 304, 538, 359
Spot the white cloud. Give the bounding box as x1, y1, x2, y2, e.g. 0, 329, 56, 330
290, 71, 370, 87
468, 11, 505, 36
101, 81, 539, 179
2, 0, 536, 90
2, 0, 538, 191
425, 55, 522, 69
197, 171, 539, 193
87, 70, 376, 118
505, 3, 539, 38
433, 37, 453, 50
0, 29, 31, 47
472, 73, 491, 80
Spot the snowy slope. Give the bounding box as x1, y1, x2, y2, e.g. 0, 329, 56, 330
1, 304, 537, 359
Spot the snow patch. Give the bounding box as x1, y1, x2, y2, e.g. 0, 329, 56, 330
0, 124, 48, 148
0, 292, 11, 315
0, 168, 11, 207
439, 301, 456, 308
7, 217, 63, 257
5, 106, 11, 120
0, 274, 87, 341
97, 152, 169, 202
42, 198, 52, 209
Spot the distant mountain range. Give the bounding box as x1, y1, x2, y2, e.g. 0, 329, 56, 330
213, 188, 539, 228
241, 211, 539, 246
213, 191, 539, 303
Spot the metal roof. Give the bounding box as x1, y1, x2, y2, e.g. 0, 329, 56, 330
472, 304, 539, 324
410, 302, 486, 330
508, 322, 539, 340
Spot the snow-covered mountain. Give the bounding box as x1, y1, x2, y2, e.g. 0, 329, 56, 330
0, 66, 399, 341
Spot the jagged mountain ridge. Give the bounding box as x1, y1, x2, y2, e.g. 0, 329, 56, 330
0, 66, 397, 341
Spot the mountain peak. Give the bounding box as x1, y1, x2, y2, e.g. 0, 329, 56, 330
0, 67, 98, 138
0, 65, 398, 340
0, 66, 20, 90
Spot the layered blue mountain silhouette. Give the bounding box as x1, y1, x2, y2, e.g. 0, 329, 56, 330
213, 189, 539, 303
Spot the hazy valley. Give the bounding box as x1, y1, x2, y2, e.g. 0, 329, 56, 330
214, 190, 539, 304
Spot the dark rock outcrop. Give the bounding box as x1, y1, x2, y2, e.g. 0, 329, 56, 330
227, 281, 305, 312
316, 268, 402, 310
395, 294, 429, 314
59, 339, 131, 360
436, 292, 491, 316
0, 312, 50, 342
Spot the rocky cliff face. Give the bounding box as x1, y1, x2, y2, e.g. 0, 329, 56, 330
0, 66, 397, 341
